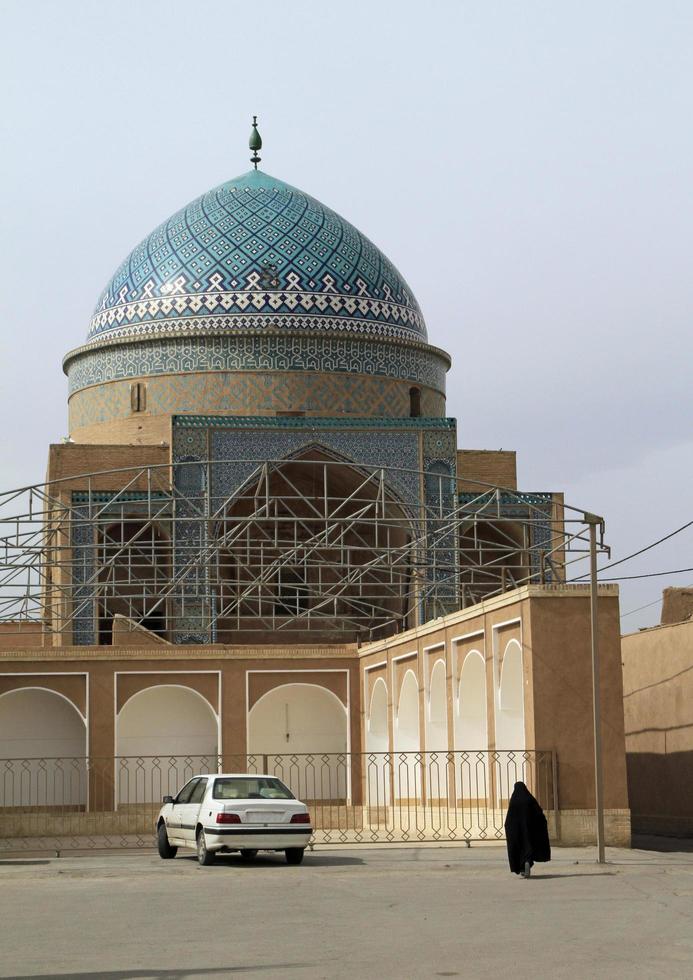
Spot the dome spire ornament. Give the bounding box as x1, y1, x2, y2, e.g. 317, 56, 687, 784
249, 116, 262, 170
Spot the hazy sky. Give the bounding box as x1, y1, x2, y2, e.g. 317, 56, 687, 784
1, 0, 692, 631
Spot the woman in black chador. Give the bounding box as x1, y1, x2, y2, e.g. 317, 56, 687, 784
504, 781, 551, 878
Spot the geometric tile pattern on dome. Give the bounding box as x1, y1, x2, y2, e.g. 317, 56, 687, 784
67, 333, 447, 394
89, 170, 426, 343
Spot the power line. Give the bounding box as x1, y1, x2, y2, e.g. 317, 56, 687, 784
620, 583, 693, 619
571, 516, 693, 581
620, 596, 667, 618
601, 567, 693, 582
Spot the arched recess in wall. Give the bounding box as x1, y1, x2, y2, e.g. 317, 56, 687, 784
394, 668, 421, 800
426, 659, 449, 801
248, 683, 348, 801
116, 685, 218, 803
426, 659, 447, 752
367, 678, 389, 754
366, 677, 390, 805
495, 639, 526, 800
97, 518, 171, 644
455, 651, 489, 804
455, 651, 488, 751
0, 688, 87, 806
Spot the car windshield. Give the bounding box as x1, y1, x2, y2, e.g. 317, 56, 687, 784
212, 777, 295, 801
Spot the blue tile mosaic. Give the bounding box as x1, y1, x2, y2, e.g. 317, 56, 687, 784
87, 170, 427, 345
65, 333, 449, 394
167, 415, 461, 642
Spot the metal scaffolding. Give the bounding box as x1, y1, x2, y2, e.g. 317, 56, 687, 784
0, 457, 609, 644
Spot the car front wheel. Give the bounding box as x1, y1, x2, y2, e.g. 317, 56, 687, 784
196, 829, 215, 866
285, 848, 304, 865
157, 822, 177, 859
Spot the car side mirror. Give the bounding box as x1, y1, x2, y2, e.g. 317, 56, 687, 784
163, 795, 174, 804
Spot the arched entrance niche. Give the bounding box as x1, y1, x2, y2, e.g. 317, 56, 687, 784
248, 683, 348, 801
366, 677, 390, 805
495, 639, 526, 800
97, 517, 171, 644
459, 520, 526, 606
0, 689, 87, 806
394, 669, 421, 800
213, 448, 414, 644
116, 685, 218, 803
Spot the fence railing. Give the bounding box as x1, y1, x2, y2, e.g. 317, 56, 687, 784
0, 750, 556, 853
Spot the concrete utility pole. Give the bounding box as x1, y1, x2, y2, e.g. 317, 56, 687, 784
586, 514, 606, 864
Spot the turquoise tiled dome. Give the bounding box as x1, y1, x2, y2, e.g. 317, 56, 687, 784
88, 169, 426, 344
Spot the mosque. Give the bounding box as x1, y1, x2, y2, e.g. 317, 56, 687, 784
0, 122, 630, 849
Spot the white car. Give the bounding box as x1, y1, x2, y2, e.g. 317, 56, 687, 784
156, 773, 312, 866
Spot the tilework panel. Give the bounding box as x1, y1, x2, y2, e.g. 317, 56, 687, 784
207, 427, 421, 506
66, 333, 448, 394
421, 429, 460, 615
172, 433, 212, 644
169, 417, 431, 643
71, 505, 96, 646
458, 491, 555, 582
174, 416, 456, 430
68, 373, 446, 433
88, 170, 427, 344
70, 493, 172, 645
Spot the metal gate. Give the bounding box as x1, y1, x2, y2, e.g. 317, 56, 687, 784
0, 750, 556, 854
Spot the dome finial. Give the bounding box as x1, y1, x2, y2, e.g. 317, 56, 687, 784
249, 115, 262, 170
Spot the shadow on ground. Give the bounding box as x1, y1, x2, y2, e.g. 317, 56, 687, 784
12, 968, 312, 979
524, 872, 617, 879
179, 852, 364, 869
0, 860, 51, 866
632, 834, 693, 853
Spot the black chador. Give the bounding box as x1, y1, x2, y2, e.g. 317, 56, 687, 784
504, 781, 551, 877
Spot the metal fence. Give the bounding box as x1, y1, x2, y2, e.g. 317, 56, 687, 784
0, 750, 556, 854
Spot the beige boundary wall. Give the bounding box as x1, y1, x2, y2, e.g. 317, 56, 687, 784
622, 619, 693, 837
359, 585, 630, 846
0, 585, 630, 846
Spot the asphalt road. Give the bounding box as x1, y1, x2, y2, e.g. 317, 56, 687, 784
1, 844, 693, 979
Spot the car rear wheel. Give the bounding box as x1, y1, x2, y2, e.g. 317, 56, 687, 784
196, 829, 215, 866
157, 822, 177, 859
240, 849, 258, 860
285, 848, 304, 865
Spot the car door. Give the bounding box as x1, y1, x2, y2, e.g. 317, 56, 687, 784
167, 778, 199, 842
178, 777, 208, 845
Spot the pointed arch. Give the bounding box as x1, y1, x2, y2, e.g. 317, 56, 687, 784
394, 668, 421, 800
367, 677, 389, 750
426, 659, 448, 751
213, 448, 415, 642
455, 650, 488, 751
495, 639, 526, 800
497, 639, 525, 745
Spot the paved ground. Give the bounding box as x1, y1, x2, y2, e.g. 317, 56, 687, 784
1, 844, 693, 979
